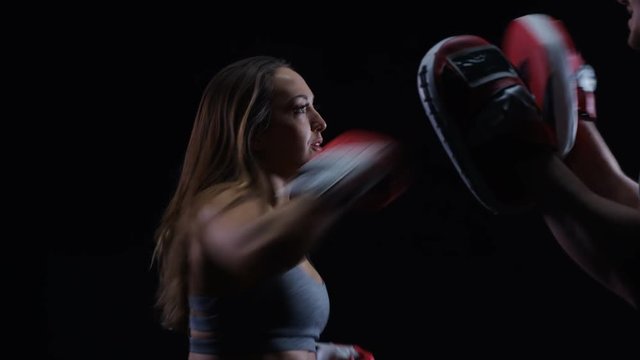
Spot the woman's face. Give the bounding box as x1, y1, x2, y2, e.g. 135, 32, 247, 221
254, 67, 327, 179
618, 0, 640, 49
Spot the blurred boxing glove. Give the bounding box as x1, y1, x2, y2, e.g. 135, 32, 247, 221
285, 129, 407, 210
316, 342, 375, 360
417, 34, 552, 214
503, 14, 598, 157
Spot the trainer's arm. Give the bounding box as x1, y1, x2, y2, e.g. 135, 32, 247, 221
521, 149, 640, 309
563, 121, 639, 209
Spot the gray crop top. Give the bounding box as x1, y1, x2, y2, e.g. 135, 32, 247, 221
188, 264, 330, 355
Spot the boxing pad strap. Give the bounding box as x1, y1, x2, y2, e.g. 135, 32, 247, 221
576, 63, 597, 121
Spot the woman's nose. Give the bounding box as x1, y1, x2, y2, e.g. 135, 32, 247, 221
311, 109, 327, 132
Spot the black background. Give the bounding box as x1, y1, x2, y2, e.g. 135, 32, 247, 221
43, 1, 639, 359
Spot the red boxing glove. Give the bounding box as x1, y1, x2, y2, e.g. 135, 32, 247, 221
321, 130, 410, 211
285, 129, 407, 210
352, 344, 375, 360
316, 342, 375, 360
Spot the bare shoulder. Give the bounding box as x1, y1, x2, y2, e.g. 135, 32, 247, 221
189, 187, 266, 227
182, 186, 275, 292
185, 186, 270, 249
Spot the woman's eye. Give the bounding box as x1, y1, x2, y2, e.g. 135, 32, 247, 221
293, 104, 309, 114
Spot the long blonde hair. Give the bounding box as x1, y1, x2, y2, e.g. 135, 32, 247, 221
153, 56, 290, 331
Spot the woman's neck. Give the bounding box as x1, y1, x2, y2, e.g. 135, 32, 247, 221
269, 174, 289, 206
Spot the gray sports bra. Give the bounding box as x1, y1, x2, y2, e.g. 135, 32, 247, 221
189, 264, 330, 355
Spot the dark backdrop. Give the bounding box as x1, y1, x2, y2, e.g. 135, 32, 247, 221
44, 1, 639, 359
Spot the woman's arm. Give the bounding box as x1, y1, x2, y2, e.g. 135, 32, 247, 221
195, 190, 345, 290
193, 131, 400, 291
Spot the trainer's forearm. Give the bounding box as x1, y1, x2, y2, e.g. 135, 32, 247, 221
564, 121, 640, 209
532, 154, 640, 308
539, 154, 640, 251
